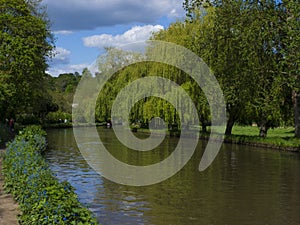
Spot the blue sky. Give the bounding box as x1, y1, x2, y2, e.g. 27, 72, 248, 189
43, 0, 186, 76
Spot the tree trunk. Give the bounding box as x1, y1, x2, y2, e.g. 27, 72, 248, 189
202, 123, 207, 133
293, 91, 300, 138
259, 120, 269, 138
225, 116, 235, 136
200, 116, 208, 133
225, 105, 241, 136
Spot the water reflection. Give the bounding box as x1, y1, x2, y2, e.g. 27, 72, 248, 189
45, 127, 300, 225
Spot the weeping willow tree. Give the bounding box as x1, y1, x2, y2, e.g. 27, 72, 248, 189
94, 45, 204, 130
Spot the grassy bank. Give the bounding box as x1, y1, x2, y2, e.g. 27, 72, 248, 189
2, 126, 99, 225
224, 126, 299, 152
137, 125, 300, 152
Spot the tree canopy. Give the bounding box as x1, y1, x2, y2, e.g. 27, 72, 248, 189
181, 0, 297, 136
0, 0, 54, 120
91, 0, 299, 137
1, 0, 299, 139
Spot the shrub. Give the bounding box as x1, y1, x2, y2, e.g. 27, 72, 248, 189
16, 125, 47, 153
46, 111, 72, 124
3, 126, 98, 225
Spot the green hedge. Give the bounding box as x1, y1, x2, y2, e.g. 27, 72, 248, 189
2, 125, 99, 225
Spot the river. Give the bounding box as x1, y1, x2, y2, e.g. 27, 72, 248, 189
45, 127, 300, 225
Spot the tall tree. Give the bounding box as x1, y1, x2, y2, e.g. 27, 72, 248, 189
0, 0, 54, 119
282, 0, 300, 137
95, 47, 143, 122
152, 21, 212, 132
195, 0, 257, 135
241, 0, 288, 137
183, 0, 292, 136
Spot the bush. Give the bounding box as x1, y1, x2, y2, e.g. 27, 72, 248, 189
46, 111, 72, 124
3, 126, 98, 225
16, 125, 47, 153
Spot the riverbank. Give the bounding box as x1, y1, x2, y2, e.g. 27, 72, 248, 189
2, 126, 99, 224
47, 123, 300, 152
3, 122, 300, 153
43, 122, 106, 129
137, 126, 300, 153
0, 149, 20, 225
222, 126, 300, 152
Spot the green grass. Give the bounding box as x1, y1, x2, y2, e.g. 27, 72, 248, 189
225, 126, 300, 150
136, 125, 300, 151
231, 125, 294, 138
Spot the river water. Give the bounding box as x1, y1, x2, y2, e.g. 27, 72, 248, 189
45, 127, 300, 225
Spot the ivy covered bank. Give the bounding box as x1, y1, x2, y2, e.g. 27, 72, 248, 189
2, 126, 99, 225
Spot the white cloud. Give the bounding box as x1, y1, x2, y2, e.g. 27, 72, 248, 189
53, 30, 73, 35
43, 0, 185, 31
83, 25, 164, 48
47, 63, 89, 77
47, 47, 89, 77
49, 47, 71, 65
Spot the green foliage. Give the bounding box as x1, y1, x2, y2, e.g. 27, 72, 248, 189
180, 0, 295, 136
16, 125, 47, 152
92, 4, 295, 136
0, 0, 54, 119
46, 110, 72, 124
94, 46, 204, 129
94, 48, 146, 123
282, 0, 300, 88
46, 73, 81, 114
3, 126, 99, 224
